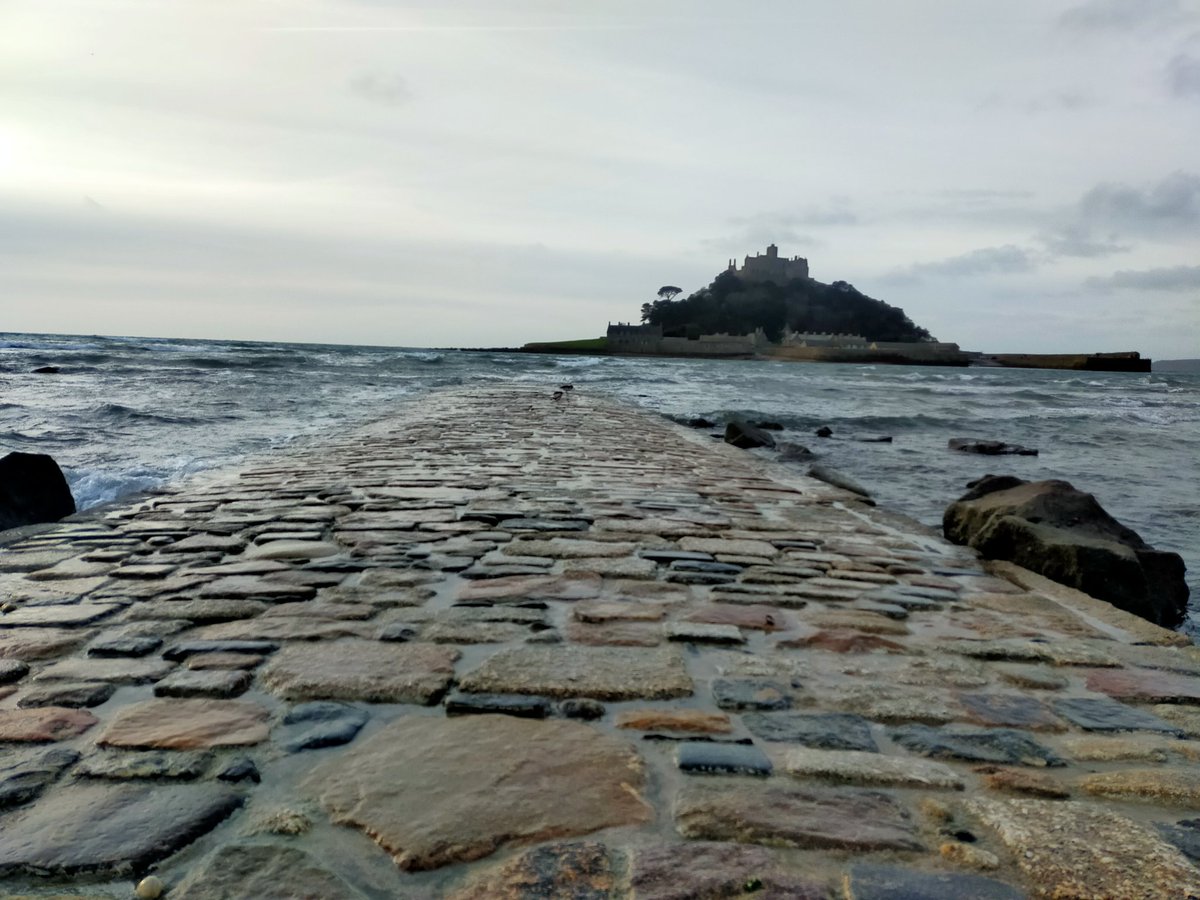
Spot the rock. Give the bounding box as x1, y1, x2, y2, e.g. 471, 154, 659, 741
890, 725, 1065, 767
31, 365, 60, 374
87, 634, 163, 658
17, 681, 115, 708
753, 420, 784, 431
458, 645, 692, 701
444, 691, 551, 719
98, 698, 271, 749
261, 639, 459, 704
994, 663, 1068, 691
216, 757, 260, 783
1157, 820, 1200, 864
304, 715, 650, 871
1084, 666, 1200, 704
943, 476, 1190, 627
712, 678, 793, 711
778, 442, 817, 461
956, 692, 1066, 731
724, 420, 776, 450
187, 651, 265, 670
675, 781, 923, 852
677, 741, 773, 776
172, 844, 363, 900
457, 572, 602, 603
77, 750, 212, 780
1051, 697, 1184, 734
629, 842, 826, 900
0, 602, 123, 627
558, 698, 606, 720
807, 464, 871, 498
448, 841, 614, 900
0, 659, 29, 683
135, 876, 165, 899
974, 765, 1071, 798
664, 621, 744, 644
0, 707, 98, 742
162, 639, 280, 661
154, 668, 252, 699
966, 796, 1200, 897
32, 656, 174, 685
948, 438, 1038, 456
784, 747, 963, 789
843, 864, 1023, 900
0, 627, 94, 660
816, 426, 833, 437
0, 748, 79, 809
0, 782, 242, 877
0, 452, 76, 531
787, 629, 907, 654
686, 417, 716, 428
743, 712, 878, 751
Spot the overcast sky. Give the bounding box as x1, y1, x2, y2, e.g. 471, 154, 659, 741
2, 0, 1198, 356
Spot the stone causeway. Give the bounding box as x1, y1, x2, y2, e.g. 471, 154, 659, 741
1, 386, 1199, 898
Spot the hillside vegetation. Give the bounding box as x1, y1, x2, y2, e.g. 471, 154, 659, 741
642, 270, 935, 343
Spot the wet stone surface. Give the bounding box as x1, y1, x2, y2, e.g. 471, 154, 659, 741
0, 386, 1197, 897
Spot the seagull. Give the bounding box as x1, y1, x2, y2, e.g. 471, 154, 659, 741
559, 383, 574, 392
552, 390, 564, 401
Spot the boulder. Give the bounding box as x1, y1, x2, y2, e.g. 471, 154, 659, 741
0, 453, 76, 532
686, 417, 715, 428
31, 366, 60, 374
815, 426, 833, 438
751, 420, 784, 431
943, 477, 1189, 627
949, 438, 1037, 456
779, 442, 817, 462
723, 420, 775, 450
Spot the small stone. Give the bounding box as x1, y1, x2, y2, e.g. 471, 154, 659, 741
677, 741, 773, 776
305, 716, 650, 871
459, 645, 692, 701
891, 725, 1065, 767
1052, 697, 1183, 734
940, 841, 1002, 869
154, 668, 252, 699
0, 707, 98, 742
742, 712, 877, 751
616, 709, 731, 734
558, 698, 606, 720
99, 698, 270, 749
86, 634, 162, 658
785, 747, 963, 789
0, 659, 31, 683
1079, 768, 1200, 807
675, 780, 923, 852
216, 757, 260, 783
444, 691, 551, 719
135, 875, 165, 899
712, 678, 792, 711
973, 764, 1071, 798
17, 681, 116, 709
844, 864, 1021, 899
966, 797, 1200, 897
956, 692, 1066, 731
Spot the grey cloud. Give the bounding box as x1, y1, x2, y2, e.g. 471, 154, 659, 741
884, 245, 1037, 284
701, 207, 859, 257
1085, 265, 1200, 291
1167, 53, 1200, 97
1058, 0, 1191, 32
976, 90, 1096, 114
1038, 223, 1130, 258
1079, 171, 1200, 231
348, 72, 412, 107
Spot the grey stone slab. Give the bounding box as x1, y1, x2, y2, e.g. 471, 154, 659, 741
77, 750, 213, 780
1157, 820, 1200, 863
87, 634, 163, 658
444, 691, 552, 719
0, 782, 243, 877
33, 657, 175, 685
154, 668, 252, 699
459, 645, 693, 701
743, 712, 878, 751
0, 602, 123, 627
0, 748, 79, 810
677, 741, 773, 776
845, 864, 1024, 900
1052, 697, 1185, 734
712, 678, 793, 711
17, 681, 116, 709
279, 701, 369, 752
261, 639, 459, 704
172, 844, 365, 900
162, 639, 280, 661
891, 725, 1065, 767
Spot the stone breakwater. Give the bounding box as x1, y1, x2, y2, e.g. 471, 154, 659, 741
0, 386, 1199, 898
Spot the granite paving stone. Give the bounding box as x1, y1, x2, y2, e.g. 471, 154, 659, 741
447, 841, 614, 900
675, 780, 924, 851
262, 639, 459, 703
628, 842, 826, 900
17, 681, 116, 708
784, 747, 964, 790
712, 677, 794, 711
153, 667, 252, 698
0, 707, 98, 742
616, 709, 732, 734
459, 644, 692, 700
0, 603, 123, 627
1084, 666, 1200, 705
1051, 696, 1185, 734
0, 747, 80, 809
743, 711, 878, 751
32, 657, 175, 684
98, 698, 271, 749
956, 691, 1067, 731
843, 864, 1023, 900
677, 741, 774, 776
891, 725, 1066, 767
77, 750, 213, 780
1079, 768, 1200, 806
172, 844, 365, 900
304, 715, 650, 871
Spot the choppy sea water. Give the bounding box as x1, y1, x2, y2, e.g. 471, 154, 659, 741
3, 331, 1197, 635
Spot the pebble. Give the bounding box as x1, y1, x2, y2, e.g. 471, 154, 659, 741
135, 875, 165, 898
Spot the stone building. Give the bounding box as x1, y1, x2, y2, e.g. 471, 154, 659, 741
728, 244, 810, 284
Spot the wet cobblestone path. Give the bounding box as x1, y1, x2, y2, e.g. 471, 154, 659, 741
1, 387, 1199, 898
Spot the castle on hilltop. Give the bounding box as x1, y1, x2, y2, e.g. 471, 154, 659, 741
728, 243, 810, 283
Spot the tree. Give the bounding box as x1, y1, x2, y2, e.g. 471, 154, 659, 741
657, 285, 682, 301
640, 302, 653, 323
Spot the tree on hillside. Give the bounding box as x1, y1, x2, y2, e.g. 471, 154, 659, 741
657, 285, 682, 301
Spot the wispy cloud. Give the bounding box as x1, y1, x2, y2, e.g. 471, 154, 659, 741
1085, 265, 1200, 291
1058, 0, 1192, 33
883, 245, 1038, 284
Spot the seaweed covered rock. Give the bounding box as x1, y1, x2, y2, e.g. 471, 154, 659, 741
724, 420, 775, 450
944, 477, 1189, 628
0, 452, 75, 532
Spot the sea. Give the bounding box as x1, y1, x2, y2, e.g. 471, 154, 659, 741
2, 331, 1197, 636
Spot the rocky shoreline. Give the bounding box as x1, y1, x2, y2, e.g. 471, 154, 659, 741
1, 386, 1199, 898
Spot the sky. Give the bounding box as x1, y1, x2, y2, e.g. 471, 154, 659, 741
2, 0, 1198, 357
